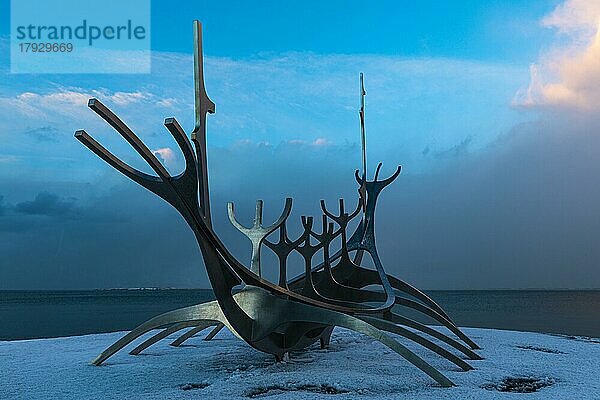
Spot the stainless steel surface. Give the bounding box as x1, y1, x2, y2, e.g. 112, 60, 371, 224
74, 20, 482, 388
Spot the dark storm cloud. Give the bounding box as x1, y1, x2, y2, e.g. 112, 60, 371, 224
0, 140, 359, 289
1, 115, 600, 289
375, 116, 600, 289
14, 192, 79, 218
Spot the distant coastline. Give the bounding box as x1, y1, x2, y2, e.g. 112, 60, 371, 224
1, 289, 598, 340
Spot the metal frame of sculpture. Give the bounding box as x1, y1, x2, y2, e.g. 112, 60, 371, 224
75, 21, 481, 387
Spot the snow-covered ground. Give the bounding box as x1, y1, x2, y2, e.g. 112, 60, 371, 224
0, 326, 598, 399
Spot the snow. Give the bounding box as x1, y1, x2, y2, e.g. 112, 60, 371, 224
0, 327, 598, 399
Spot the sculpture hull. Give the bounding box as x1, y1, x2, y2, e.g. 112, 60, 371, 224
76, 20, 480, 389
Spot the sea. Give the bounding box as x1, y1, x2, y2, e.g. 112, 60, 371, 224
0, 290, 598, 341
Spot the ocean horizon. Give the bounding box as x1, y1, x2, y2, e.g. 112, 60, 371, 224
1, 289, 598, 341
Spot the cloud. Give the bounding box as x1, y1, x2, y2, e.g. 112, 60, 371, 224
2, 39, 570, 289
156, 98, 179, 108
0, 47, 524, 180
541, 0, 600, 35
152, 147, 177, 169
20, 90, 89, 106
0, 90, 88, 120
0, 88, 152, 120
433, 136, 473, 159
514, 0, 600, 110
14, 192, 79, 218
3, 113, 600, 290
109, 91, 151, 105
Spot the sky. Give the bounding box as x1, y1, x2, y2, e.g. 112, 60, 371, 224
1, 0, 599, 289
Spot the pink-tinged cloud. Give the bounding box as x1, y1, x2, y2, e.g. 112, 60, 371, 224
514, 0, 600, 110
542, 0, 600, 35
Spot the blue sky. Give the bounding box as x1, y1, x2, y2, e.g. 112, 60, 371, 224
2, 1, 560, 59
2, 0, 600, 289
0, 0, 559, 180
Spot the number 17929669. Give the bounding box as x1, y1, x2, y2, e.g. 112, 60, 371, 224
19, 43, 73, 52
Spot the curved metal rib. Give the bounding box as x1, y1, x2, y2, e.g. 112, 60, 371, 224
74, 130, 162, 191
203, 322, 225, 341
129, 320, 218, 355
384, 312, 481, 360
288, 246, 478, 350
88, 98, 170, 180
262, 297, 455, 387
164, 118, 197, 179
288, 238, 460, 334
76, 21, 480, 387
293, 251, 464, 336
91, 301, 223, 365
359, 316, 472, 371
171, 322, 225, 347
354, 164, 402, 190
347, 265, 456, 325
312, 270, 479, 351
335, 318, 453, 387
341, 265, 478, 350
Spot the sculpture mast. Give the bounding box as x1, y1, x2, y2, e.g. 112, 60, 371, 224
192, 21, 216, 227
359, 72, 367, 212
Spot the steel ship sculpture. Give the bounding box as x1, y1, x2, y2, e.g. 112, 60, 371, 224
75, 21, 481, 387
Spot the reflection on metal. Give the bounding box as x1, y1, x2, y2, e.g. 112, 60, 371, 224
75, 21, 481, 387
